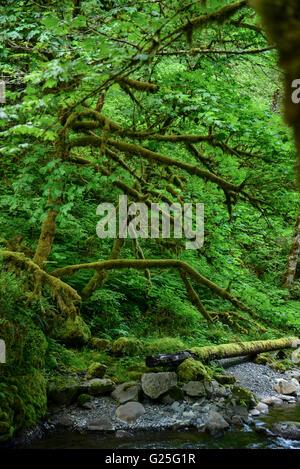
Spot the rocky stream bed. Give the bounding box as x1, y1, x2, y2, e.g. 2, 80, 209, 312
6, 358, 300, 449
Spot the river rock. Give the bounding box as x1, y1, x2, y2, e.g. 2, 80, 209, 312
249, 409, 260, 416
182, 381, 206, 397
192, 400, 205, 410
270, 422, 300, 440
56, 415, 74, 429
274, 379, 297, 396
285, 369, 300, 381
255, 402, 268, 413
141, 372, 177, 399
115, 402, 145, 423
182, 410, 195, 419
291, 378, 300, 386
204, 380, 230, 398
231, 415, 243, 425
232, 405, 249, 423
115, 430, 132, 438
87, 417, 113, 431
47, 381, 80, 405
202, 411, 229, 435
291, 348, 300, 365
277, 394, 296, 402
171, 401, 181, 412
111, 382, 142, 404
261, 396, 283, 406
85, 378, 114, 396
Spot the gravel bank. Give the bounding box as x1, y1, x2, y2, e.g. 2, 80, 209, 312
226, 362, 289, 399
46, 397, 221, 433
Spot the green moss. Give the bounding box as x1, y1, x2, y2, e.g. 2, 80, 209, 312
127, 371, 144, 381
87, 362, 107, 379
253, 353, 290, 372
89, 338, 111, 351
0, 295, 48, 441
230, 386, 258, 408
0, 371, 47, 441
145, 337, 186, 354
88, 379, 114, 395
253, 354, 273, 366
52, 316, 91, 347
112, 337, 143, 357
47, 375, 80, 405
77, 393, 91, 406
166, 386, 185, 401
177, 358, 213, 382
214, 375, 236, 385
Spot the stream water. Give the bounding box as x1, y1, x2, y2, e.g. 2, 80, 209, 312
26, 402, 300, 450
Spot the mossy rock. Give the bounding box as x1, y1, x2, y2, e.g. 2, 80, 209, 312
52, 316, 91, 347
112, 337, 143, 357
253, 354, 273, 366
254, 354, 288, 372
87, 378, 114, 396
177, 358, 213, 382
77, 394, 91, 407
0, 318, 47, 369
87, 362, 107, 379
214, 375, 236, 385
269, 361, 287, 372
89, 338, 111, 351
0, 370, 47, 441
0, 316, 48, 441
47, 377, 80, 405
145, 337, 186, 354
161, 386, 185, 403
127, 371, 144, 381
230, 386, 258, 409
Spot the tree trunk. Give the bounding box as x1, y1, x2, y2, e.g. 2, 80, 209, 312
33, 207, 58, 269
146, 337, 300, 367
282, 210, 300, 288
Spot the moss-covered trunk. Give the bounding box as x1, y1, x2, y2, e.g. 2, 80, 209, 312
33, 207, 58, 269
252, 0, 300, 184
282, 209, 300, 288
146, 337, 300, 367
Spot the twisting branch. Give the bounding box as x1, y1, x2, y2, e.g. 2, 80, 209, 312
179, 270, 213, 322
0, 251, 81, 318
69, 134, 246, 194
50, 258, 260, 320
157, 46, 274, 56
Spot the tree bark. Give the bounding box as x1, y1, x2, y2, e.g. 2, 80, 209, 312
282, 209, 300, 288
33, 207, 58, 269
253, 1, 300, 184
146, 337, 300, 367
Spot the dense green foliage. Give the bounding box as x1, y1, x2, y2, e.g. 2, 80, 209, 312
0, 0, 300, 440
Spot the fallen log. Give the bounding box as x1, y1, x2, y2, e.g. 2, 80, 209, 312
146, 337, 300, 368
146, 350, 198, 368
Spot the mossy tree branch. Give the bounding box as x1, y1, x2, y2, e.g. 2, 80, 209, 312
50, 258, 260, 320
